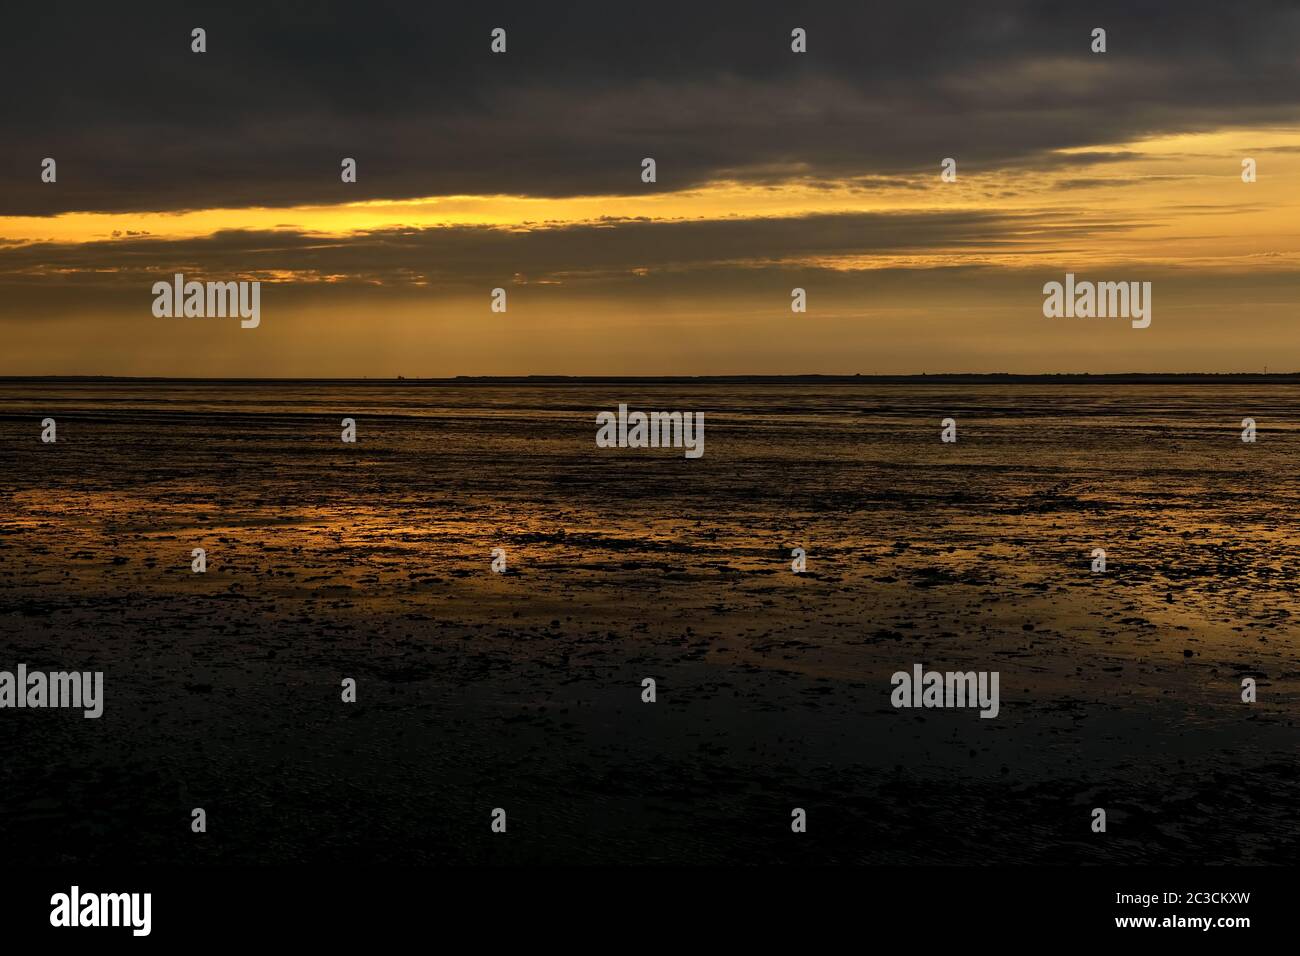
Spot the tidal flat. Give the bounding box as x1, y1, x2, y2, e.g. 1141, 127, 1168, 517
1, 379, 1296, 864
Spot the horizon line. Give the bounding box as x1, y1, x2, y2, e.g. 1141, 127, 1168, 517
4, 372, 1300, 384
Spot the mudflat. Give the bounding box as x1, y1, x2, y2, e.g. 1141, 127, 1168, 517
1, 379, 1295, 864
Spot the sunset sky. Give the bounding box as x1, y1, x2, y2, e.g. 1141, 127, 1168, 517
1, 1, 1298, 376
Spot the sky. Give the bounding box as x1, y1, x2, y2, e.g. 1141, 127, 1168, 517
1, 0, 1298, 376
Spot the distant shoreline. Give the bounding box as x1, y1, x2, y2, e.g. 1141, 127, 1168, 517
4, 373, 1300, 385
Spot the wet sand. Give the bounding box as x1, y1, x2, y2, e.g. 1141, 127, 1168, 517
0, 379, 1296, 864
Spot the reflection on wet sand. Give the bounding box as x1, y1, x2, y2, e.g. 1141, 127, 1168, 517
0, 380, 1296, 864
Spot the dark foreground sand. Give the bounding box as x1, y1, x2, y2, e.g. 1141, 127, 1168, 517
0, 380, 1296, 864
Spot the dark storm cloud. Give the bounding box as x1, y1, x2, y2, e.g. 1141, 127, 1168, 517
0, 209, 1146, 290
1, 0, 1298, 214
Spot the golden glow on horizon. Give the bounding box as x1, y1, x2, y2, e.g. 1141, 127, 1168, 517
0, 123, 1293, 297
4, 114, 1299, 379
0, 126, 1293, 271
